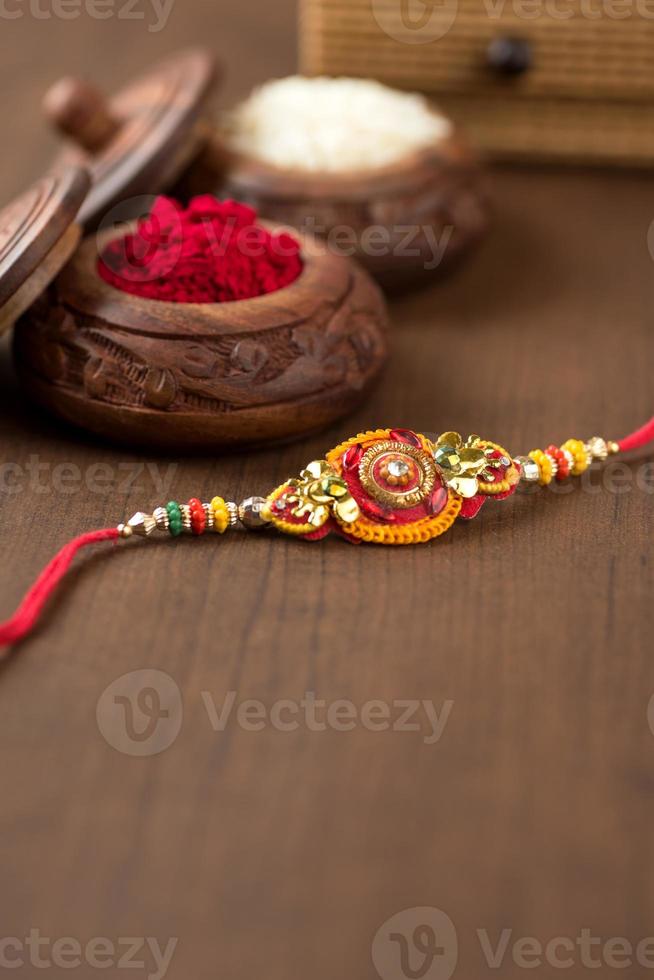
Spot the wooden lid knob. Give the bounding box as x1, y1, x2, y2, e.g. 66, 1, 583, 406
43, 77, 121, 154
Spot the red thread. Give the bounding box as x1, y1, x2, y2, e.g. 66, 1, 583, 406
0, 529, 119, 652
98, 196, 303, 303
618, 416, 654, 454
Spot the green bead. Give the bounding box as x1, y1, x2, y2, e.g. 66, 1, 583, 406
166, 501, 182, 537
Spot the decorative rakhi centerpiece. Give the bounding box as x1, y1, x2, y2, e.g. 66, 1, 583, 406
263, 427, 520, 543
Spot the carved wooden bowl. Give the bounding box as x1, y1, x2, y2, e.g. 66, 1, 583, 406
13, 226, 389, 450
182, 128, 489, 291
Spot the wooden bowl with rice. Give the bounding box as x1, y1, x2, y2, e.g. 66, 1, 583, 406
181, 76, 489, 291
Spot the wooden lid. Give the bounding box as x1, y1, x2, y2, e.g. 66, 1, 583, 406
0, 166, 90, 334
44, 48, 219, 229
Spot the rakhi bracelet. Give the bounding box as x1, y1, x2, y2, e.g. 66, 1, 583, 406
0, 416, 652, 651
119, 430, 617, 542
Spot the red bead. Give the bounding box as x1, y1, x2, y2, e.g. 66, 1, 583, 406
427, 487, 448, 515
188, 498, 206, 536
546, 445, 569, 481
342, 444, 363, 471
389, 428, 421, 447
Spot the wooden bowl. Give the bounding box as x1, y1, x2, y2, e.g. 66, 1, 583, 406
13, 226, 389, 450
181, 127, 489, 291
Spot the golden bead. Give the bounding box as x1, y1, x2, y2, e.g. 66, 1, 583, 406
179, 504, 192, 533
153, 506, 169, 532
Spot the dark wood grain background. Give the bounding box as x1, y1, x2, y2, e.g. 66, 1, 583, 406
1, 3, 653, 979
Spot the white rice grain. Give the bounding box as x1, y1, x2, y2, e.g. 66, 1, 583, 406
224, 76, 452, 173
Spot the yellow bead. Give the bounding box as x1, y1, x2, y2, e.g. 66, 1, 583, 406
528, 449, 553, 486
211, 496, 229, 534
561, 439, 588, 476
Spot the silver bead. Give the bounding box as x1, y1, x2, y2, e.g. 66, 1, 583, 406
226, 502, 239, 527
127, 512, 157, 537
203, 502, 214, 531
514, 455, 540, 483
587, 436, 608, 462
153, 506, 169, 532
238, 496, 271, 529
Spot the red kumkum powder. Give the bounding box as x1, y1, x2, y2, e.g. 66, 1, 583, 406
98, 195, 303, 303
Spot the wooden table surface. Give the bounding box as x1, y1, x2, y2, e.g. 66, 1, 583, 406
1, 4, 653, 979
